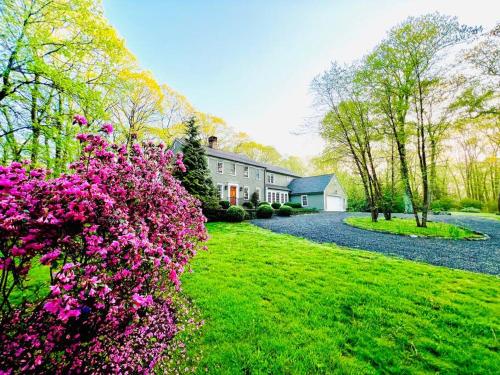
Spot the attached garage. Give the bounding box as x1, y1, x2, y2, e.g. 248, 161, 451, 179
288, 174, 347, 211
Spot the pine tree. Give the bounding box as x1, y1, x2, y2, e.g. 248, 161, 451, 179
175, 117, 219, 208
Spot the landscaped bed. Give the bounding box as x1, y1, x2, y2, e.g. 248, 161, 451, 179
182, 222, 499, 374
344, 216, 485, 240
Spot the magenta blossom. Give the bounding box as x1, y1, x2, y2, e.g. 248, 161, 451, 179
101, 123, 113, 134
73, 114, 88, 126
0, 129, 206, 373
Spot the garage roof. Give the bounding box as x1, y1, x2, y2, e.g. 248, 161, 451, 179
288, 174, 334, 194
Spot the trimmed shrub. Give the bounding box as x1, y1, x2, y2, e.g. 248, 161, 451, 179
271, 202, 282, 209
242, 201, 254, 209
278, 205, 293, 216
284, 202, 302, 208
292, 208, 319, 215
219, 200, 231, 209
430, 197, 457, 211
226, 206, 246, 222
0, 121, 206, 373
460, 206, 481, 213
256, 204, 274, 218
459, 198, 483, 210
258, 201, 271, 207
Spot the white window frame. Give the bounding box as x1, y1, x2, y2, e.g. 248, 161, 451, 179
285, 193, 288, 202
255, 187, 261, 201
229, 163, 236, 176
267, 173, 274, 184
243, 186, 249, 200
243, 166, 249, 178
216, 183, 224, 199
217, 161, 224, 174
301, 195, 308, 207
267, 191, 271, 202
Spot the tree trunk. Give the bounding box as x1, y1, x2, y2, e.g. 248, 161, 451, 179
30, 74, 40, 166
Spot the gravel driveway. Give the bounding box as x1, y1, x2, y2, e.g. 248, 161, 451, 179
252, 212, 500, 275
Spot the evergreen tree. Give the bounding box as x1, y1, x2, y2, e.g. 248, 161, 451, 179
175, 117, 219, 208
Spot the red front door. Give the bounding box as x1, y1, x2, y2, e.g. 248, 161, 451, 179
230, 186, 237, 205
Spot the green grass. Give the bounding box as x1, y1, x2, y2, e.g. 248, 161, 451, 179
344, 216, 484, 239
451, 211, 500, 221
7, 259, 50, 307
182, 222, 499, 374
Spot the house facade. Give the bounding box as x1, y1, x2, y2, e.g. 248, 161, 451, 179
172, 137, 347, 211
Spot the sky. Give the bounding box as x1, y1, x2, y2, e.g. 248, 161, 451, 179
103, 0, 499, 157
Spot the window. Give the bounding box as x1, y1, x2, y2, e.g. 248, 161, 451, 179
217, 161, 223, 174
230, 163, 236, 176
267, 191, 271, 202
301, 195, 308, 207
217, 184, 224, 199
271, 192, 276, 203
256, 169, 261, 180
243, 166, 249, 178
280, 193, 284, 203
255, 188, 261, 200
243, 186, 249, 200
267, 173, 274, 184
284, 193, 288, 202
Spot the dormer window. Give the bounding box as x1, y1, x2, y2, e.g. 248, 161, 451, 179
267, 173, 274, 184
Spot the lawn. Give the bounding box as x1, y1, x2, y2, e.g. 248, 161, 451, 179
182, 222, 499, 374
344, 216, 484, 239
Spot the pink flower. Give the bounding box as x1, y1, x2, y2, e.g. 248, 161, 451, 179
101, 123, 113, 134
43, 299, 60, 314
73, 114, 88, 126
131, 293, 153, 310
40, 250, 61, 265
58, 308, 81, 322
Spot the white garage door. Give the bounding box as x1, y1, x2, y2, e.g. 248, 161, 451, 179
326, 195, 344, 211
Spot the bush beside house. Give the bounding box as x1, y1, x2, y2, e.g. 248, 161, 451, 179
256, 204, 274, 218
226, 206, 246, 222
278, 205, 293, 216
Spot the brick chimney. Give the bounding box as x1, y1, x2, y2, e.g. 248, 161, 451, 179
208, 136, 218, 149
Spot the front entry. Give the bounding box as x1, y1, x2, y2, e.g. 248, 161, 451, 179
229, 185, 237, 205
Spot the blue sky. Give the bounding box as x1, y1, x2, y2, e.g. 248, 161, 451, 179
103, 0, 498, 156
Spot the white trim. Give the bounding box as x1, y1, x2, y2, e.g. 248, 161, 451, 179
301, 195, 308, 207
229, 162, 236, 176
243, 166, 249, 178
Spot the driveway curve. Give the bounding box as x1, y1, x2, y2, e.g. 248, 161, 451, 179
252, 212, 500, 275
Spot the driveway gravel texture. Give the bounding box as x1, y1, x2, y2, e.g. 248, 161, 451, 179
252, 212, 500, 275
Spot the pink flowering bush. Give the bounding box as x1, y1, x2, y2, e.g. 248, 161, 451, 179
0, 120, 207, 374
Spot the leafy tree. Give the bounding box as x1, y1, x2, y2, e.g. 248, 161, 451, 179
174, 117, 218, 208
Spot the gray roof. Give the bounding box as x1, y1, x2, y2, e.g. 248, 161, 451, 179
288, 174, 334, 194
203, 145, 300, 177
173, 137, 301, 177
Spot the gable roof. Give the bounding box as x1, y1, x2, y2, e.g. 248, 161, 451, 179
288, 174, 334, 194
173, 138, 300, 177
